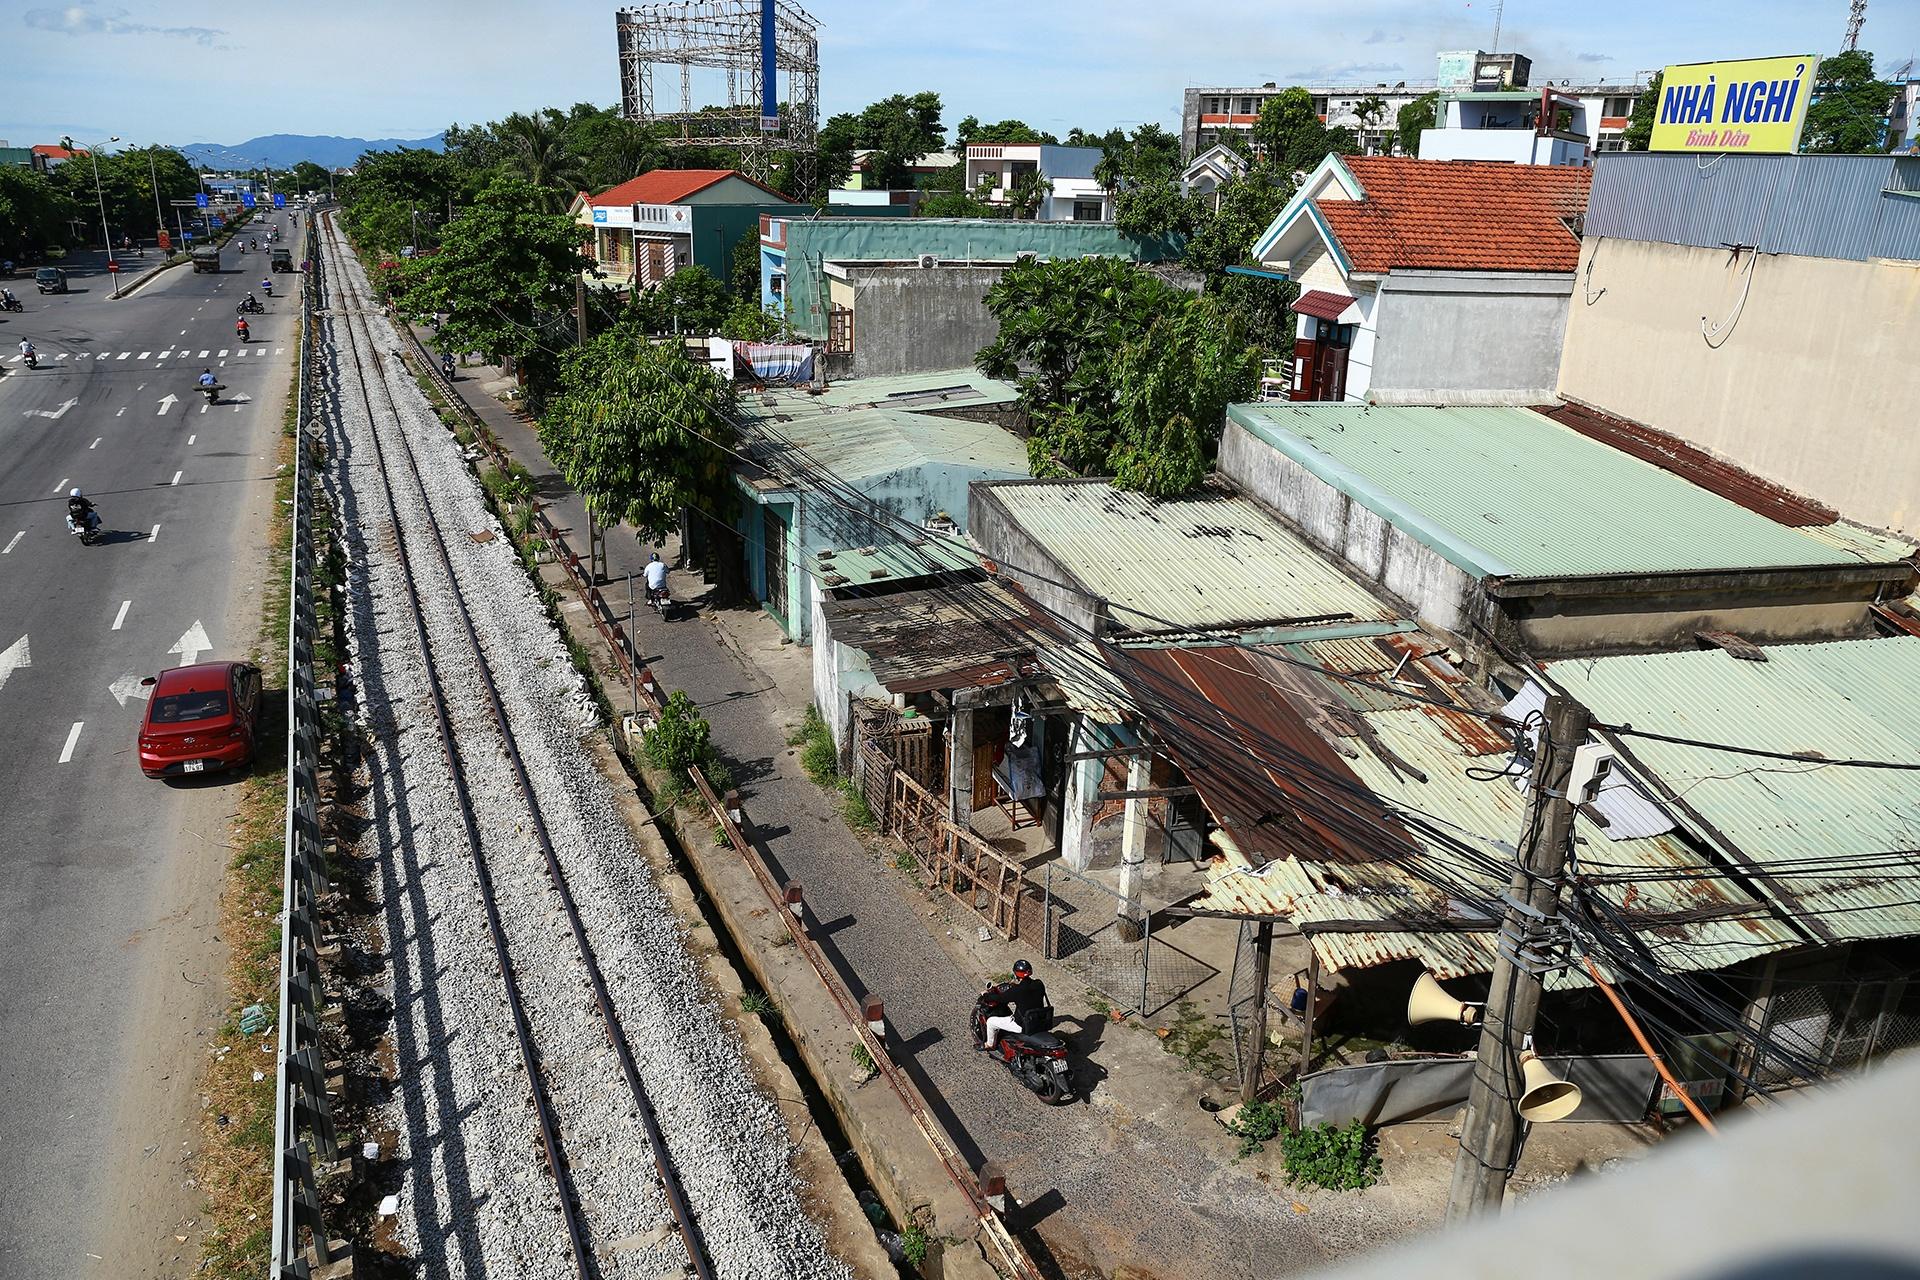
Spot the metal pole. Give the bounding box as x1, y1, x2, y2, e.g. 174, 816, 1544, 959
1299, 947, 1319, 1079
628, 572, 638, 715
576, 274, 588, 346
148, 152, 164, 246
1446, 693, 1592, 1222
1242, 921, 1273, 1105
89, 146, 117, 295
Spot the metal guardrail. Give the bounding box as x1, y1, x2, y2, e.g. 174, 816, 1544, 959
269, 209, 342, 1279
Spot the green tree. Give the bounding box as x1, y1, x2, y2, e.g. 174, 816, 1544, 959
340, 146, 459, 255
730, 227, 763, 301
813, 92, 946, 198
1804, 51, 1897, 153
1006, 170, 1053, 220
0, 166, 82, 259
559, 103, 666, 190
290, 160, 330, 196
977, 256, 1257, 496
1622, 74, 1661, 151
1180, 171, 1286, 277
917, 190, 1001, 218
1395, 91, 1440, 157
1251, 88, 1358, 174
629, 264, 732, 334
495, 111, 588, 210
954, 117, 1058, 148
540, 327, 739, 544
404, 174, 589, 392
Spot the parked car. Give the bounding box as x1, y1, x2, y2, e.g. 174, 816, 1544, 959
137, 661, 264, 779
35, 266, 68, 294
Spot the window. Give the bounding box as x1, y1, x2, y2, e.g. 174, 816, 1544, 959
152, 690, 231, 724
827, 304, 854, 355
1073, 200, 1104, 220
1239, 96, 1257, 115
1595, 138, 1626, 153
1312, 96, 1329, 115
1603, 95, 1636, 118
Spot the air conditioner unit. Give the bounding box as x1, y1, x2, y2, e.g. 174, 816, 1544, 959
918, 254, 939, 268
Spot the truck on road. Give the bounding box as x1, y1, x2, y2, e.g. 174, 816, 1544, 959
191, 245, 221, 274
270, 247, 293, 273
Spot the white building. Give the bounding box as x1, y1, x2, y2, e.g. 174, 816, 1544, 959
962, 144, 1112, 221
1180, 143, 1249, 207
1419, 88, 1599, 165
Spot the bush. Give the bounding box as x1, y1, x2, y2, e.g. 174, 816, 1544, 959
795, 704, 838, 784
1223, 1098, 1289, 1159
1279, 1119, 1382, 1191
644, 690, 712, 775
898, 1223, 929, 1267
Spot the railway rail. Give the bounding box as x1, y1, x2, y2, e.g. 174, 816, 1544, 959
318, 214, 713, 1280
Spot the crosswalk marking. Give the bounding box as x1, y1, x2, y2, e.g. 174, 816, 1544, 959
6, 347, 289, 365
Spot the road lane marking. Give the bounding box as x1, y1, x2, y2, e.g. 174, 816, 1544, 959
53, 477, 69, 494
112, 600, 130, 630
138, 352, 149, 360
2, 532, 21, 555
157, 350, 171, 359
180, 329, 188, 335
171, 471, 182, 486
55, 353, 68, 361
116, 352, 130, 360
58, 721, 83, 764
218, 349, 228, 357
148, 524, 160, 543
115, 408, 125, 418
197, 350, 209, 358
188, 434, 196, 445
90, 437, 101, 448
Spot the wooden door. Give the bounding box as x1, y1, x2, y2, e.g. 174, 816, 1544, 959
972, 742, 996, 812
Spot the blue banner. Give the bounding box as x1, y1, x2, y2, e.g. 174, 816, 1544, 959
241, 192, 256, 209
273, 192, 285, 208
196, 192, 208, 208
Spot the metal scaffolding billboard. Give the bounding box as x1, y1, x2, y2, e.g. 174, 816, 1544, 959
615, 0, 820, 193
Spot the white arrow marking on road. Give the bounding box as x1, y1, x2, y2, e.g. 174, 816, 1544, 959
157, 394, 178, 416
169, 620, 211, 667
58, 721, 83, 764
108, 671, 151, 707
227, 392, 251, 404
0, 635, 29, 693
24, 397, 79, 420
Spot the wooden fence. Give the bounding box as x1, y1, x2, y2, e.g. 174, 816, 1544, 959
889, 772, 1035, 940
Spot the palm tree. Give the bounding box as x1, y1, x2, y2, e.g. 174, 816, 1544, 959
496, 111, 587, 211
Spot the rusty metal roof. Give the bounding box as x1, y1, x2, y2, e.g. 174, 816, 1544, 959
820, 580, 1045, 694
1103, 633, 1798, 981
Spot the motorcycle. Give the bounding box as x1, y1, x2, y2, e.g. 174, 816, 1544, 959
237, 297, 264, 315
971, 987, 1073, 1104
199, 381, 224, 405
235, 320, 250, 343
0, 295, 22, 313
67, 507, 103, 546
440, 353, 456, 380
21, 349, 37, 369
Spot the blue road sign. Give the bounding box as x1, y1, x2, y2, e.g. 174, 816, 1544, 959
273, 193, 285, 208
241, 192, 256, 209
196, 192, 208, 208
183, 230, 193, 242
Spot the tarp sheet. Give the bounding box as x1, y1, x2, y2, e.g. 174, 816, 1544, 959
1298, 1054, 1659, 1127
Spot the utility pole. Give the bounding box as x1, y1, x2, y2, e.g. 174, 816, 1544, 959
1446, 693, 1591, 1222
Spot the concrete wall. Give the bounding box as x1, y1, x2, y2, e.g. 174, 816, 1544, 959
1372, 270, 1573, 402
969, 484, 1106, 639
844, 264, 1008, 379
1218, 419, 1479, 635
1558, 236, 1920, 536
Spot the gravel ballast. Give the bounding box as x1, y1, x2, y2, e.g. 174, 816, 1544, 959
317, 224, 850, 1280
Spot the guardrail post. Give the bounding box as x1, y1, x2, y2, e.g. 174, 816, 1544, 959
862, 994, 886, 1048
285, 1141, 337, 1265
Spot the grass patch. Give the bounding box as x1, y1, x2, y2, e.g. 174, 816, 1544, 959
898, 1223, 930, 1268
1280, 1119, 1383, 1191
739, 989, 775, 1016
1157, 1000, 1229, 1078
851, 1042, 878, 1078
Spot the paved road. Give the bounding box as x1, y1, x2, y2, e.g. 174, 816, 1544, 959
0, 214, 303, 1278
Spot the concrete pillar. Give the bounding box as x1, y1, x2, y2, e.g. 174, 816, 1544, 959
949, 705, 977, 829
1059, 753, 1104, 872
1116, 750, 1151, 941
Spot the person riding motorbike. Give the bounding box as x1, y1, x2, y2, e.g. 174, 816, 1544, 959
1, 286, 19, 311
259, 277, 272, 297
66, 488, 99, 537
440, 350, 456, 379
978, 960, 1047, 1051
235, 316, 250, 342
198, 368, 218, 388
644, 552, 669, 608
19, 338, 36, 368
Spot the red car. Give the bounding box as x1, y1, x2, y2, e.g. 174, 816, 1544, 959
138, 661, 265, 779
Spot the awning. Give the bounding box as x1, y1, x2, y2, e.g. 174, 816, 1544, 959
1293, 289, 1358, 322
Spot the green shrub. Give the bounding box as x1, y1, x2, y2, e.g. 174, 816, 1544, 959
739, 990, 774, 1015
644, 690, 712, 774
898, 1224, 929, 1267
1279, 1119, 1382, 1190
1223, 1098, 1289, 1159
851, 1042, 877, 1076
840, 778, 875, 830
795, 704, 838, 783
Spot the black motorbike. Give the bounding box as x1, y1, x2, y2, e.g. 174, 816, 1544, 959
971, 987, 1073, 1104
67, 506, 103, 546
237, 296, 264, 315
0, 295, 21, 313
200, 381, 224, 405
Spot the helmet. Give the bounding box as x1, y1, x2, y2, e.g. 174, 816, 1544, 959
650, 552, 660, 562
1012, 959, 1032, 978
70, 487, 81, 498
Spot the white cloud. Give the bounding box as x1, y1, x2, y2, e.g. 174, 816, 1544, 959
24, 5, 225, 47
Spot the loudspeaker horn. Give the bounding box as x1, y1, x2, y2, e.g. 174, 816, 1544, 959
1407, 972, 1480, 1026
1517, 1052, 1584, 1123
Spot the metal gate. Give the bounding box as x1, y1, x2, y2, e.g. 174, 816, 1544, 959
1226, 920, 1291, 1097
1042, 862, 1214, 1018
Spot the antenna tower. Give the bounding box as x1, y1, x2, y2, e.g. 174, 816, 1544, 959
615, 0, 820, 196
1844, 0, 1867, 51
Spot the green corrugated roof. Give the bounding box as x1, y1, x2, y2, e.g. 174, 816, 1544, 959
804, 537, 979, 587
768, 406, 1028, 484
740, 369, 1018, 424
1227, 402, 1899, 579
981, 479, 1397, 634
1546, 636, 1920, 944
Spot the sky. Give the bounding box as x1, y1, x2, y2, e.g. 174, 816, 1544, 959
3, 0, 1917, 150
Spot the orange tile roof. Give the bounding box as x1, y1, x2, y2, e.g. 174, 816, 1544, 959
584, 168, 791, 207
1315, 156, 1591, 274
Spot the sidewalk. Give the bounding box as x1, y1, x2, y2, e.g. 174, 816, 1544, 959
419, 344, 1425, 1279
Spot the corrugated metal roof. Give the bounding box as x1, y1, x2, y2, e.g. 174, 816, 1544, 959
1539, 401, 1838, 527
977, 479, 1397, 634
1586, 153, 1920, 264
1544, 636, 1920, 946
1227, 402, 1901, 579
740, 369, 1019, 424
1170, 638, 1798, 982
821, 580, 1043, 693
804, 537, 979, 588
751, 406, 1029, 485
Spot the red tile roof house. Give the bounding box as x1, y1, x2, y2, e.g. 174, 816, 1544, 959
567, 168, 801, 293
1248, 155, 1591, 405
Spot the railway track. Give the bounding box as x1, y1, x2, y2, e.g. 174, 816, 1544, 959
318, 215, 713, 1280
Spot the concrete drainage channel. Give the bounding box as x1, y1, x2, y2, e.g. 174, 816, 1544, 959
307, 215, 866, 1279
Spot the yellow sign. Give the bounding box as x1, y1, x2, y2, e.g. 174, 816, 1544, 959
1650, 55, 1816, 154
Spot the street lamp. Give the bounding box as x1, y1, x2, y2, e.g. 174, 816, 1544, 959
82, 135, 122, 295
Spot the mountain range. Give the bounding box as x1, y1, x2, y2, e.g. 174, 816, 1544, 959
173, 133, 444, 170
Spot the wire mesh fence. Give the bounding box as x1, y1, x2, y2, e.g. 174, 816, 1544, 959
1756, 974, 1920, 1087
1041, 862, 1216, 1018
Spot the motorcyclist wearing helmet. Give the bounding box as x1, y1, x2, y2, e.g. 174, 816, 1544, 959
66, 487, 98, 533
260, 277, 272, 297
644, 551, 669, 605
979, 959, 1047, 1050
